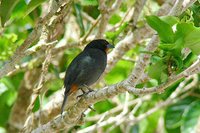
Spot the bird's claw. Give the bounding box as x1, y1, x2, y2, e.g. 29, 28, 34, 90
77, 93, 85, 99
83, 84, 94, 92
77, 86, 94, 99
88, 88, 94, 92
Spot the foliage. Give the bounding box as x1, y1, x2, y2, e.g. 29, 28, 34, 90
0, 0, 200, 133
146, 15, 199, 83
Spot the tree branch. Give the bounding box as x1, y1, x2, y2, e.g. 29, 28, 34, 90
0, 0, 72, 79
96, 0, 122, 38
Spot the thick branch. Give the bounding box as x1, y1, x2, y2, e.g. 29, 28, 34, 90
96, 0, 122, 38
7, 69, 41, 132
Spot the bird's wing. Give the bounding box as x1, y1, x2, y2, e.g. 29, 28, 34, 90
73, 49, 106, 85
64, 52, 94, 87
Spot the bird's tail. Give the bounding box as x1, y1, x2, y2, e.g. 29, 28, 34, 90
61, 87, 69, 116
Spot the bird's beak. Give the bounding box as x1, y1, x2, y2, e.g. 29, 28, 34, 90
107, 44, 115, 49
105, 44, 114, 53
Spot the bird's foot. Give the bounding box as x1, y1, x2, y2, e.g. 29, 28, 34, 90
76, 93, 85, 99
77, 91, 90, 99
83, 84, 94, 92
77, 86, 94, 99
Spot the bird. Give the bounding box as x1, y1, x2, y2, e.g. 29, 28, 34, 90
61, 39, 114, 115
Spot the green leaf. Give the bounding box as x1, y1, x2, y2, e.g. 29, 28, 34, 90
24, 0, 47, 17
0, 91, 11, 126
109, 14, 121, 25
0, 33, 20, 61
0, 0, 20, 26
190, 2, 200, 27
6, 91, 17, 106
4, 33, 18, 42
183, 52, 197, 68
148, 59, 167, 82
172, 38, 184, 56
159, 43, 176, 51
184, 28, 200, 54
74, 3, 85, 37
176, 23, 200, 55
32, 97, 40, 112
175, 23, 195, 38
80, 0, 98, 6
0, 77, 15, 91
172, 55, 183, 71
160, 16, 179, 26
181, 100, 200, 133
146, 15, 175, 43
165, 97, 196, 130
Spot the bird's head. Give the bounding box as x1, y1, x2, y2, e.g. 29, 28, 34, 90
85, 39, 114, 53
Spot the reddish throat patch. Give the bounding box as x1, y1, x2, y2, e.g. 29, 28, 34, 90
105, 48, 109, 53
69, 84, 78, 95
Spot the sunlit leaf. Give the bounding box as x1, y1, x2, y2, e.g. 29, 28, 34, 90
160, 16, 179, 26
109, 14, 121, 25
184, 29, 200, 54
176, 23, 200, 55
146, 15, 175, 43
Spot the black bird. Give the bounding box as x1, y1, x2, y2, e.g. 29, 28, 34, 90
61, 39, 114, 115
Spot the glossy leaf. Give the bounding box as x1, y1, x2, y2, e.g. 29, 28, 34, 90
176, 23, 200, 55
165, 97, 196, 131
160, 16, 179, 26
146, 15, 175, 43
181, 100, 200, 133
184, 28, 200, 54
